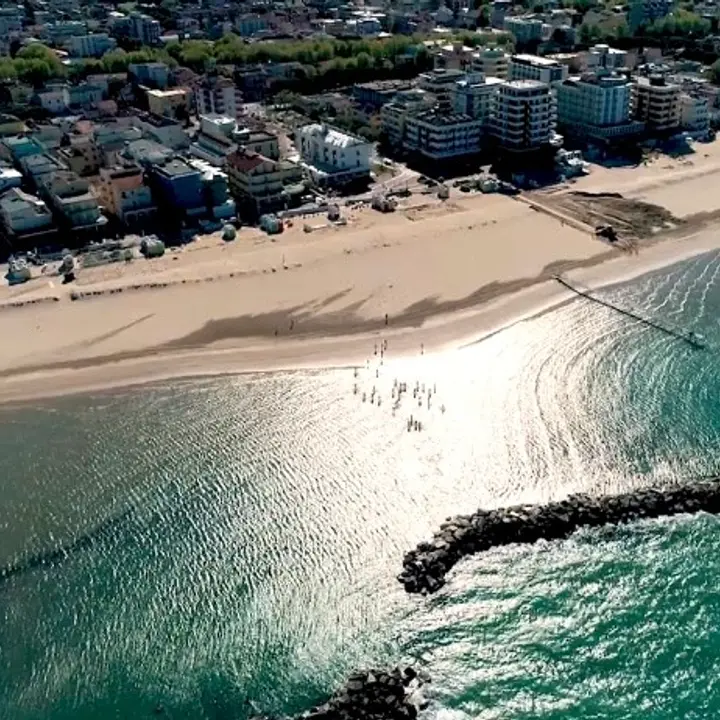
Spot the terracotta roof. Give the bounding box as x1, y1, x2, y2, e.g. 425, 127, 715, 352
226, 151, 265, 172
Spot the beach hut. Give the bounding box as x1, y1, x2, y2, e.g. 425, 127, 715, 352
5, 257, 31, 285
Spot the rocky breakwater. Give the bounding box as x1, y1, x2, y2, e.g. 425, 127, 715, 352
252, 667, 428, 720
399, 480, 720, 595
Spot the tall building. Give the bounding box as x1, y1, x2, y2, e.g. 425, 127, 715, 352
452, 73, 504, 124
149, 158, 205, 217
67, 33, 116, 58
470, 47, 509, 79
416, 69, 467, 111
509, 54, 568, 85
556, 74, 644, 139
634, 75, 680, 132
679, 93, 709, 136
380, 89, 433, 146
489, 80, 556, 151
128, 62, 169, 89
128, 12, 161, 46
586, 44, 628, 71
491, 0, 512, 29
197, 76, 243, 120
403, 111, 483, 160
503, 17, 544, 45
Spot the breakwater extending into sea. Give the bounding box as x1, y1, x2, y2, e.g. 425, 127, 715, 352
5, 250, 720, 719
399, 480, 720, 595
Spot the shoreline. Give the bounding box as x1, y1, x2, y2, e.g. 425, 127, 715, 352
0, 226, 717, 407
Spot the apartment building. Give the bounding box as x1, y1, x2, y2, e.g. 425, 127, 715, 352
453, 73, 504, 124
489, 80, 556, 151
45, 171, 105, 229
146, 88, 190, 118
679, 93, 710, 136
403, 111, 483, 160
380, 89, 434, 146
128, 62, 170, 89
150, 158, 205, 217
0, 187, 54, 236
470, 47, 509, 79
586, 44, 628, 72
128, 12, 161, 46
96, 163, 156, 225
134, 113, 189, 150
67, 33, 116, 58
296, 123, 372, 186
634, 75, 680, 132
509, 55, 568, 85
503, 17, 544, 45
197, 76, 242, 120
416, 69, 467, 111
224, 149, 304, 215
556, 74, 644, 139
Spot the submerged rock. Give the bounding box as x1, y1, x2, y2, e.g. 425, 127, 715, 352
399, 479, 720, 594
249, 666, 427, 720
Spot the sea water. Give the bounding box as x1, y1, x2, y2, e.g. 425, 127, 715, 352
3, 250, 720, 719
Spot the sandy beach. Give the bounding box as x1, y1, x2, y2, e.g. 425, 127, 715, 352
2, 145, 720, 405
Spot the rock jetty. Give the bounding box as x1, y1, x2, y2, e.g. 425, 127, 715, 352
251, 666, 428, 720
399, 480, 720, 594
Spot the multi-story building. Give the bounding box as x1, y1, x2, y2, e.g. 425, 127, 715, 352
134, 113, 189, 150
197, 76, 242, 120
491, 0, 512, 29
679, 93, 709, 136
20, 153, 66, 190
128, 12, 161, 45
403, 111, 483, 160
352, 80, 414, 110
61, 132, 102, 176
0, 188, 54, 236
452, 73, 504, 124
128, 62, 170, 89
509, 54, 568, 85
416, 69, 467, 111
45, 171, 105, 229
380, 89, 434, 146
1, 135, 44, 164
503, 16, 544, 45
224, 149, 304, 216
634, 75, 680, 132
235, 129, 280, 160
187, 159, 236, 219
489, 79, 556, 151
67, 33, 116, 58
556, 74, 644, 139
146, 88, 190, 118
96, 163, 156, 226
64, 83, 104, 110
586, 44, 628, 72
149, 158, 205, 217
235, 13, 268, 37
296, 123, 372, 186
470, 47, 509, 79
37, 87, 67, 115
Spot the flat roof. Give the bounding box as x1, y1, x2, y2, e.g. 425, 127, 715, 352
146, 88, 187, 98
156, 158, 197, 177
512, 54, 562, 66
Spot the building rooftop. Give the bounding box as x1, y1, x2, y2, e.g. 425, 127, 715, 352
300, 124, 367, 149
512, 54, 563, 66
414, 110, 477, 125
504, 79, 548, 89
146, 88, 188, 99
226, 150, 267, 172
155, 158, 198, 177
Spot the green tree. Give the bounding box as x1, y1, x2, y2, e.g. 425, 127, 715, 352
710, 58, 720, 85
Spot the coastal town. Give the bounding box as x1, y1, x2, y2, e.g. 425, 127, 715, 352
2, 0, 720, 400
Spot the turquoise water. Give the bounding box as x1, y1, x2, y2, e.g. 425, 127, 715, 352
3, 251, 720, 719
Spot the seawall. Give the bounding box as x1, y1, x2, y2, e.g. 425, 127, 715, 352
398, 480, 720, 595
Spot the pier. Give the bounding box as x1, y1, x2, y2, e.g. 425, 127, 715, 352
399, 479, 720, 595
554, 276, 704, 350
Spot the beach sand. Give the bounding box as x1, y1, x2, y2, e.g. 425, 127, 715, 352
2, 148, 720, 405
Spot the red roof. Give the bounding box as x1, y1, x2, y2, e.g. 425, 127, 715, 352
226, 151, 265, 173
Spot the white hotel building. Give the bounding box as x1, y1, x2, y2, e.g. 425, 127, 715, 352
556, 74, 645, 139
